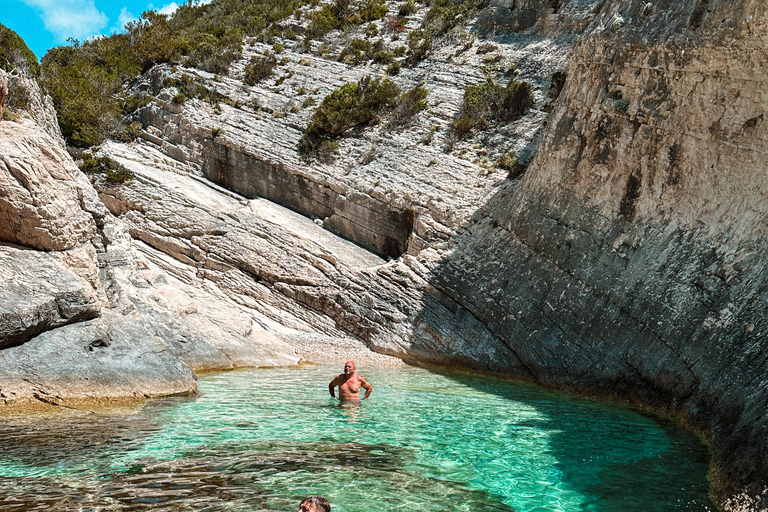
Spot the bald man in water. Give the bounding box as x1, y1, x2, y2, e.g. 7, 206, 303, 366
328, 361, 372, 400
298, 496, 331, 512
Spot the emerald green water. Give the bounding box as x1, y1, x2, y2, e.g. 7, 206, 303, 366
0, 365, 714, 511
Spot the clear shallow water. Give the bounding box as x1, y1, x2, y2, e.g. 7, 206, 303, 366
0, 365, 714, 512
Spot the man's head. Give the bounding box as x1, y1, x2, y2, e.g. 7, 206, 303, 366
343, 361, 355, 375
299, 496, 331, 512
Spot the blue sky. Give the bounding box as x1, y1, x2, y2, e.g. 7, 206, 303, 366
3, 0, 184, 59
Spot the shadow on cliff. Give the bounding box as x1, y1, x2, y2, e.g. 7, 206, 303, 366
405, 172, 717, 509
419, 362, 714, 511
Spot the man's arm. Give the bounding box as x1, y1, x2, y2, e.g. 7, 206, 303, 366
329, 376, 338, 398
360, 377, 373, 399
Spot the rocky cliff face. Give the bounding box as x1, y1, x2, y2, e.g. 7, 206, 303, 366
0, 70, 308, 407
428, 0, 768, 506
2, 0, 768, 508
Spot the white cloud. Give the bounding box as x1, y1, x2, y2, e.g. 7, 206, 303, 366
18, 0, 108, 42
158, 2, 179, 15
110, 7, 137, 34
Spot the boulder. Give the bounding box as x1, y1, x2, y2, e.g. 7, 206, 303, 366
0, 245, 100, 349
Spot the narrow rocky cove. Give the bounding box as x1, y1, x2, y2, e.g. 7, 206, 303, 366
1, 0, 767, 509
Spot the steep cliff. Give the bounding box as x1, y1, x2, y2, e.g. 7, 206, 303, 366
428, 0, 768, 506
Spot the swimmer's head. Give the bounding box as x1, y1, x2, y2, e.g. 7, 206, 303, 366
299, 496, 331, 512
343, 361, 355, 375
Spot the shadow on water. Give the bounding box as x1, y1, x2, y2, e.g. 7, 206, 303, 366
419, 368, 714, 511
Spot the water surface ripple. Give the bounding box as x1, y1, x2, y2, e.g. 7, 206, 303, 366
0, 365, 714, 511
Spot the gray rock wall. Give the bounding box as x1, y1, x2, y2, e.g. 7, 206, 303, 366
425, 0, 768, 505
201, 141, 415, 258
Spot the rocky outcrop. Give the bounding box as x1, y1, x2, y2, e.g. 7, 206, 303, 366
96, 141, 524, 375
0, 70, 7, 120
0, 119, 102, 251
0, 66, 63, 142
0, 115, 306, 407
0, 245, 99, 349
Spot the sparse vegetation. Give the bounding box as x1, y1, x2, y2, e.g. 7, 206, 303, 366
383, 16, 408, 33
365, 23, 379, 38
476, 42, 498, 54
613, 98, 629, 113
0, 24, 38, 76
40, 0, 310, 147
244, 52, 277, 85
373, 51, 395, 64
398, 0, 418, 16
406, 0, 490, 66
452, 79, 533, 137
496, 152, 526, 179
298, 76, 428, 160
307, 0, 388, 39
340, 38, 384, 64
77, 152, 135, 184
389, 85, 428, 127
165, 74, 226, 105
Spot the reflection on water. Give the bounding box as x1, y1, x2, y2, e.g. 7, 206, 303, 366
0, 365, 714, 512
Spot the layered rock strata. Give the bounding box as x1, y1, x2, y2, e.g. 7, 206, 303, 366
0, 79, 306, 406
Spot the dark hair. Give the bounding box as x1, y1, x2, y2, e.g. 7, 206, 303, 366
301, 496, 331, 512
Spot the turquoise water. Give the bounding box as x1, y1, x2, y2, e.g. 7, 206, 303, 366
0, 365, 714, 511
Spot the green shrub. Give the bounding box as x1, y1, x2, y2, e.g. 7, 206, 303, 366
373, 51, 394, 64
166, 73, 226, 105
613, 98, 629, 113
0, 24, 38, 76
78, 153, 135, 184
452, 79, 532, 137
452, 117, 474, 138
299, 75, 403, 160
340, 38, 376, 64
5, 75, 31, 112
365, 23, 379, 38
113, 121, 144, 142
307, 0, 387, 38
389, 85, 428, 127
172, 92, 187, 104
496, 152, 526, 179
386, 61, 401, 75
405, 29, 432, 66
244, 52, 278, 85
398, 0, 418, 16
312, 76, 400, 135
